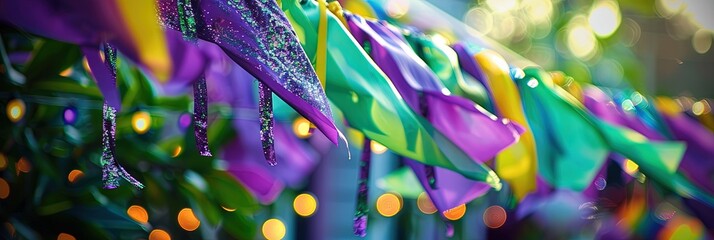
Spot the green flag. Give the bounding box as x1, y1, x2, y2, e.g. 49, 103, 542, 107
519, 68, 685, 191
281, 0, 500, 188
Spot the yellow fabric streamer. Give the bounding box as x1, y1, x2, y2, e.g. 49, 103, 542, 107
655, 97, 683, 117
114, 0, 172, 82
475, 50, 537, 200
550, 71, 584, 103
316, 0, 328, 89
327, 1, 348, 28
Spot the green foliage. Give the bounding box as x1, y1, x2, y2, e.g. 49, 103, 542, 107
0, 33, 260, 239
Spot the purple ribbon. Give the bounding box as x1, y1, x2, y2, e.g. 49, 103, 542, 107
93, 44, 143, 189
354, 139, 371, 237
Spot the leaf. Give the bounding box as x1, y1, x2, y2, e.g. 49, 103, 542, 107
23, 39, 81, 81
32, 77, 103, 98
204, 171, 259, 215
221, 211, 257, 240
178, 180, 222, 226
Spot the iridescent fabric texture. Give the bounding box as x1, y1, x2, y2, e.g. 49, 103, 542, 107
175, 0, 214, 157
94, 44, 143, 189
345, 13, 523, 165
283, 0, 502, 191
353, 139, 371, 237
158, 0, 339, 144
344, 13, 523, 210
201, 46, 320, 204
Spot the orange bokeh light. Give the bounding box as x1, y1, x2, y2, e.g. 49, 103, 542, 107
177, 208, 200, 231
57, 233, 76, 240
417, 192, 437, 214
67, 170, 84, 183
443, 204, 466, 221
127, 205, 149, 224
483, 205, 507, 228
149, 229, 171, 240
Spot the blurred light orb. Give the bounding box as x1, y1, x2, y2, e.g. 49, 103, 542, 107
67, 170, 84, 183
692, 29, 712, 54
624, 159, 639, 175
483, 205, 507, 228
292, 117, 312, 139
464, 7, 494, 34
172, 146, 182, 158
57, 233, 76, 240
376, 193, 402, 217
524, 0, 553, 24
594, 177, 607, 190
417, 192, 437, 214
6, 99, 26, 123
177, 208, 200, 231
63, 107, 77, 125
132, 111, 152, 134
262, 218, 286, 240
178, 113, 191, 130
60, 67, 73, 77
692, 100, 710, 115
527, 78, 539, 88
578, 201, 599, 219
621, 100, 635, 112
371, 141, 388, 154
221, 206, 236, 212
588, 0, 621, 38
0, 153, 7, 170
293, 193, 318, 217
656, 0, 684, 18
443, 204, 466, 221
567, 24, 598, 59
127, 205, 149, 224
16, 157, 31, 173
621, 18, 642, 46
149, 229, 171, 240
386, 0, 409, 19
492, 17, 517, 40
0, 178, 9, 199
486, 0, 518, 13
656, 202, 678, 221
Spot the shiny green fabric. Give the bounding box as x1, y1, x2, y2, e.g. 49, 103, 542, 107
518, 68, 686, 191
281, 0, 500, 188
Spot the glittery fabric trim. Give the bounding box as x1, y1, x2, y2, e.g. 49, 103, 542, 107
100, 43, 143, 189
101, 104, 144, 189
176, 0, 212, 157
258, 82, 276, 166
157, 0, 338, 144
177, 0, 197, 41
354, 139, 371, 237
193, 77, 212, 156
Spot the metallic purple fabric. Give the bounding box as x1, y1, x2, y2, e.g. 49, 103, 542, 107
345, 14, 522, 165
203, 49, 319, 203
192, 77, 212, 156
0, 0, 207, 111
158, 0, 339, 144
345, 14, 521, 213
175, 0, 213, 157
93, 44, 143, 189
259, 83, 277, 166
354, 139, 371, 237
